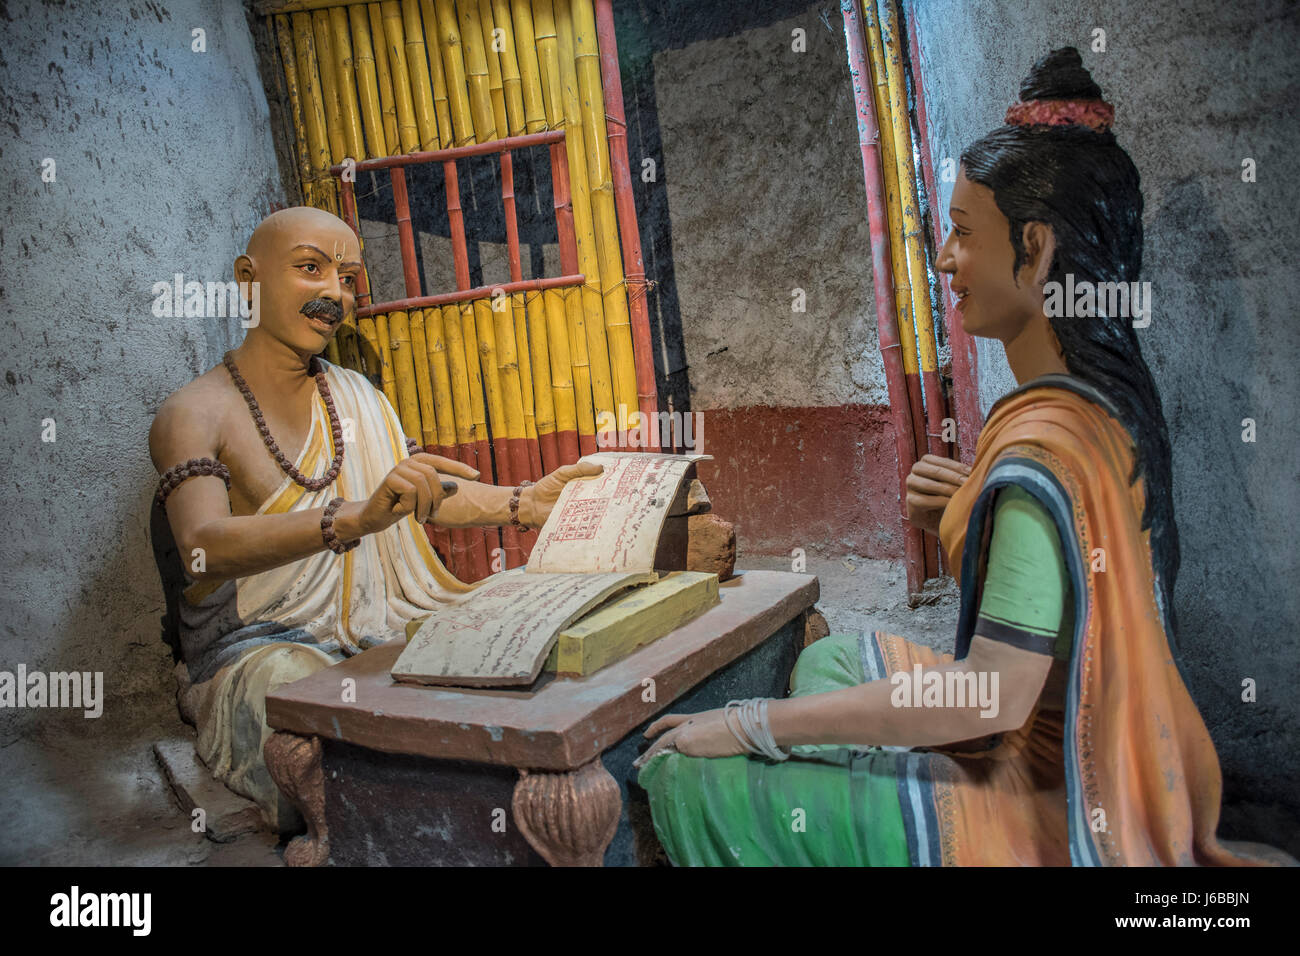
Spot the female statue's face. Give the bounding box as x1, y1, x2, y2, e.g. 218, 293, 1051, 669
936, 169, 1051, 343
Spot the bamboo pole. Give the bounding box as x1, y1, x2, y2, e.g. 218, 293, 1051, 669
447, 1, 517, 560
347, 4, 390, 158
904, 0, 976, 462
514, 296, 543, 479
273, 16, 318, 207
542, 289, 580, 462
841, 0, 925, 597
593, 0, 660, 448
367, 3, 401, 151
477, 0, 510, 139
475, 297, 524, 565
374, 16, 438, 455
489, 0, 527, 135
375, 2, 419, 155
500, 150, 543, 481
328, 7, 367, 160
511, 0, 547, 133
903, 0, 963, 577
290, 13, 338, 215
524, 289, 561, 471
571, 0, 638, 436
342, 1, 391, 383
393, 168, 439, 447
311, 11, 348, 173
445, 158, 496, 577
552, 0, 613, 448
878, 0, 945, 458
313, 9, 364, 373
417, 0, 455, 147
456, 0, 498, 141
339, 180, 387, 385
347, 7, 404, 422
431, 0, 476, 146
327, 12, 379, 377
288, 10, 342, 363
489, 292, 531, 492
532, 0, 562, 127
546, 138, 581, 463
863, 3, 926, 471
397, 0, 441, 149
390, 153, 457, 567
373, 302, 400, 409
874, 0, 940, 580
422, 298, 471, 576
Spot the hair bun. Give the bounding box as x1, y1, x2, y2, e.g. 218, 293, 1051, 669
1019, 47, 1104, 102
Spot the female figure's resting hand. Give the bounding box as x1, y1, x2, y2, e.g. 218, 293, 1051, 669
635, 709, 749, 767
360, 453, 480, 533
906, 454, 971, 536
520, 461, 604, 528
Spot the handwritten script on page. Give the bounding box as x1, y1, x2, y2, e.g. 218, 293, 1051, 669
526, 452, 710, 574
392, 568, 657, 686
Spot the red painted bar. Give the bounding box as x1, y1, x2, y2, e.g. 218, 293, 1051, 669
328, 130, 566, 175
357, 274, 585, 317
594, 0, 660, 452
390, 168, 422, 298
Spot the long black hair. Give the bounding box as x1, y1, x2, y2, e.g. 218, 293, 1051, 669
960, 47, 1181, 632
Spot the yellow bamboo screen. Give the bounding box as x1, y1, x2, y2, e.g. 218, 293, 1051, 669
264, 0, 646, 481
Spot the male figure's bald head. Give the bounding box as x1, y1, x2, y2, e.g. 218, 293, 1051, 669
244, 206, 361, 264
234, 206, 364, 355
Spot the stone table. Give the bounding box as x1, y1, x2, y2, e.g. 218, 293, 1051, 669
264, 569, 819, 866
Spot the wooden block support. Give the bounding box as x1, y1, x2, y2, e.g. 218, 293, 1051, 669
153, 736, 263, 844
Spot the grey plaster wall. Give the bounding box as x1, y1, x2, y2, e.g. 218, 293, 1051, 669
647, 8, 885, 411
0, 0, 284, 742
913, 0, 1300, 844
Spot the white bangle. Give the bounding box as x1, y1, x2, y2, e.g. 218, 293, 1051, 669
726, 698, 789, 762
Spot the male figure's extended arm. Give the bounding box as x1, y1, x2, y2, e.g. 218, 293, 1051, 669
149, 396, 471, 582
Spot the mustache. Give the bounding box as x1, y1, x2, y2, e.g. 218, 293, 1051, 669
301, 298, 344, 323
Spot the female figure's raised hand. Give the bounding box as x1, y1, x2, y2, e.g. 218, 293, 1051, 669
905, 454, 971, 536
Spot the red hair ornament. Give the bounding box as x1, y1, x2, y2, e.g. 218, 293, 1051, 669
1005, 98, 1115, 133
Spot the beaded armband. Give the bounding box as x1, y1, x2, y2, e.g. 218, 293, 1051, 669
321, 496, 359, 554
406, 437, 422, 457
509, 480, 535, 532
155, 457, 232, 508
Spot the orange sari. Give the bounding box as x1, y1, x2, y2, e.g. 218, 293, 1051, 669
867, 375, 1293, 866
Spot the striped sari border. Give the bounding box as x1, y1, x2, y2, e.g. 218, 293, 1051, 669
895, 751, 942, 867
862, 628, 943, 866
960, 456, 1100, 867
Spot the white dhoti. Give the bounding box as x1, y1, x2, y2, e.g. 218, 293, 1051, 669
178, 359, 476, 830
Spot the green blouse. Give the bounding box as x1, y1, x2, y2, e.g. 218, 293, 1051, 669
974, 485, 1074, 660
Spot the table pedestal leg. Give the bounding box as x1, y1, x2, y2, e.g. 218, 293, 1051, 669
264, 731, 329, 867
512, 758, 621, 867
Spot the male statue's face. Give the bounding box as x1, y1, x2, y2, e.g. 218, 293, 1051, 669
235, 207, 363, 356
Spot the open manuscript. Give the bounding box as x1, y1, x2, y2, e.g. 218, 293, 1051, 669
391, 452, 714, 687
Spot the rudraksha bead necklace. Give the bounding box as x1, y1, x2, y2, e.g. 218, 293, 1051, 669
223, 351, 345, 491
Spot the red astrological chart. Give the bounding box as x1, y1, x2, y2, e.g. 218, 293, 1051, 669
551, 497, 609, 541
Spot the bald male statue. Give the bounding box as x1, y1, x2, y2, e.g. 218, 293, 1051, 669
149, 207, 599, 832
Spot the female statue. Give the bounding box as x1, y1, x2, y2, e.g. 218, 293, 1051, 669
637, 48, 1294, 866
